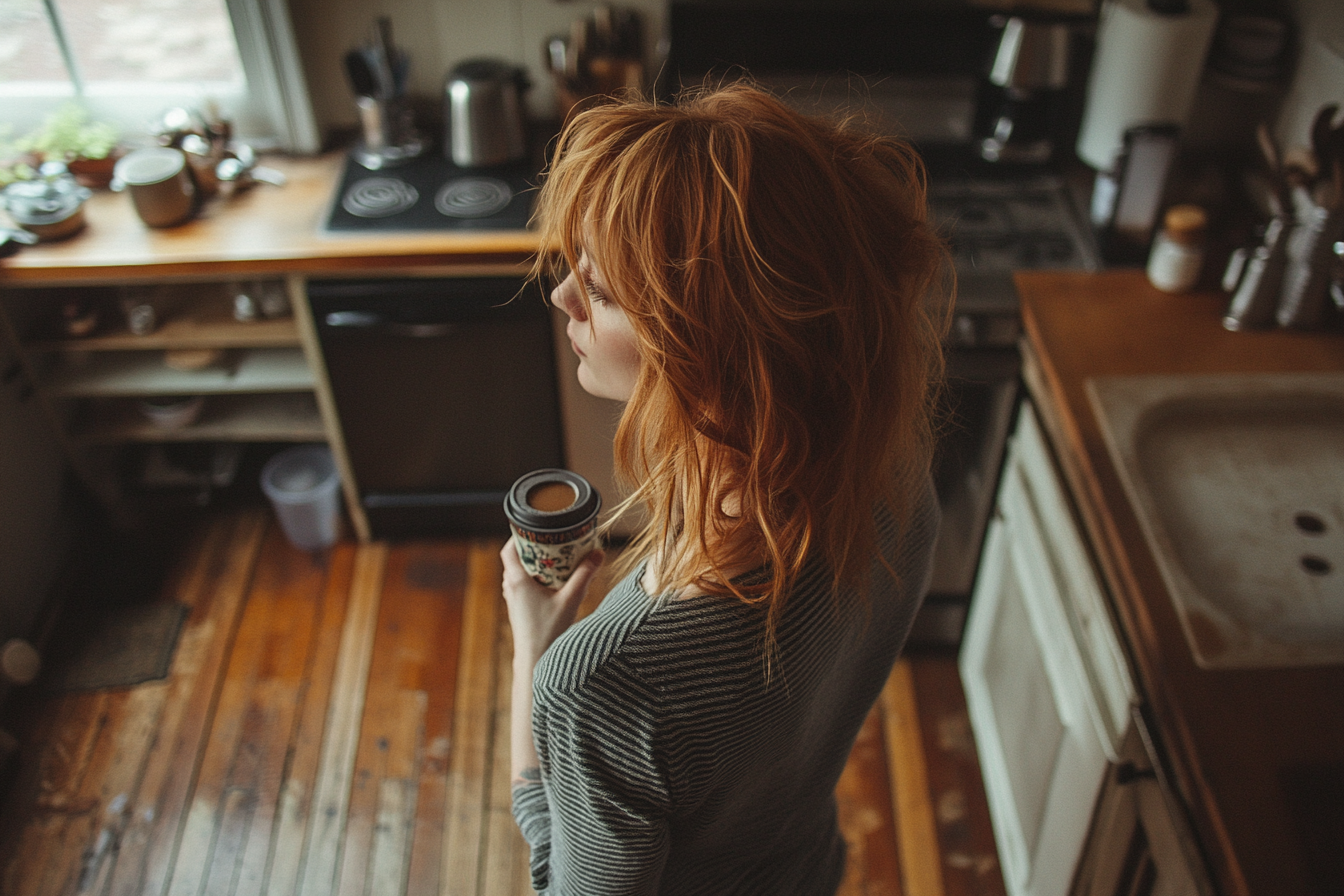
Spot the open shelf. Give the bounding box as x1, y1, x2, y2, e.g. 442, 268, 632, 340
74, 393, 325, 443
19, 281, 300, 351
1, 274, 343, 527
32, 314, 300, 351
47, 347, 314, 397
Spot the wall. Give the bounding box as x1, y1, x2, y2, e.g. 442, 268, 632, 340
287, 0, 667, 146
1274, 0, 1344, 153
287, 0, 1340, 156
0, 320, 67, 649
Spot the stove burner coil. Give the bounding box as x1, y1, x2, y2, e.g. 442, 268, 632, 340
435, 177, 514, 219
342, 177, 420, 218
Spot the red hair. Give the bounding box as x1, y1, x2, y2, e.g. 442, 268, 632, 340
532, 81, 949, 632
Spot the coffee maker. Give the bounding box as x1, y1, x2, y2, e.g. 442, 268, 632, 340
976, 16, 1075, 164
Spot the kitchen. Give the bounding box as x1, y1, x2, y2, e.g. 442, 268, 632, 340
2, 0, 1343, 893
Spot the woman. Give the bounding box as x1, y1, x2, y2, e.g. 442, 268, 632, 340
501, 82, 949, 895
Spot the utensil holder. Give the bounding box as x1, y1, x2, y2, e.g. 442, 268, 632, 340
352, 96, 424, 170
1276, 200, 1344, 329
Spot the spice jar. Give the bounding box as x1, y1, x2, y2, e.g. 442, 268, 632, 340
1147, 204, 1207, 293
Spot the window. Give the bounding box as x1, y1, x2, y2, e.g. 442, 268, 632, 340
0, 0, 317, 152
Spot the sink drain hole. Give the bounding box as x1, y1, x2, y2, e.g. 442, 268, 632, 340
1300, 555, 1332, 575
1294, 512, 1327, 535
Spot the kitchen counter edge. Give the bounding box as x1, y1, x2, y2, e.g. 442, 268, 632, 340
1015, 268, 1344, 896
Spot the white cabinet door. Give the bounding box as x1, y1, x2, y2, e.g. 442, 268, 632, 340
1075, 739, 1211, 896
961, 403, 1113, 896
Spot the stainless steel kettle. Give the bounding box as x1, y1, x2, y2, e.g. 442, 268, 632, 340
445, 59, 530, 168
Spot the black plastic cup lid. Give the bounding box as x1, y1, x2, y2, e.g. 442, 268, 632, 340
504, 468, 601, 532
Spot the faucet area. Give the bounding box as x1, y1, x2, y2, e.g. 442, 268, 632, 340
1088, 370, 1344, 669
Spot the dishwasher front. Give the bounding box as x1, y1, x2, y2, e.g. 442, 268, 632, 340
308, 276, 563, 539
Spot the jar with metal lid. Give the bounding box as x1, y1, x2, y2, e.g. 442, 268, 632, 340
1147, 204, 1207, 293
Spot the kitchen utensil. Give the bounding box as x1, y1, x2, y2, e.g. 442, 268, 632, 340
1325, 109, 1344, 211
445, 59, 530, 168
138, 394, 205, 430
126, 303, 157, 335
1, 163, 91, 242
112, 147, 197, 228
374, 16, 399, 96
164, 347, 224, 371
1256, 122, 1291, 218
1310, 104, 1337, 188
344, 48, 379, 98
1223, 216, 1288, 330
346, 21, 422, 171
1276, 197, 1344, 329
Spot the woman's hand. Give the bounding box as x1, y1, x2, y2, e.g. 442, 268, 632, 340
500, 541, 605, 669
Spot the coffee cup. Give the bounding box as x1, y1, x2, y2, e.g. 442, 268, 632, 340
503, 468, 602, 589
113, 147, 197, 228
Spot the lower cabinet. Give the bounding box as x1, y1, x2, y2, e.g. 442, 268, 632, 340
0, 276, 329, 516
960, 400, 1131, 896
1073, 724, 1211, 896
961, 399, 1211, 896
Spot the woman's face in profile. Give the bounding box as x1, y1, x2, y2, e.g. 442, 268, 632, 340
551, 253, 641, 402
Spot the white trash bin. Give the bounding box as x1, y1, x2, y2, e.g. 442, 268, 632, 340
260, 445, 341, 550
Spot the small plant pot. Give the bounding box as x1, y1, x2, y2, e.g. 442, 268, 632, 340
67, 150, 124, 189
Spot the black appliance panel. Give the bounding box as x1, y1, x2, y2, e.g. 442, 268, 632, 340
663, 4, 999, 83
310, 277, 562, 537
323, 153, 538, 233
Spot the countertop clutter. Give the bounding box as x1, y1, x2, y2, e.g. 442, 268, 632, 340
0, 152, 542, 283
1017, 270, 1344, 896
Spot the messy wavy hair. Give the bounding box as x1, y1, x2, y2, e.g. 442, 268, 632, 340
531, 81, 950, 630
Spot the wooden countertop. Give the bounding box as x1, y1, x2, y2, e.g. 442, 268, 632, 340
0, 153, 543, 285
1017, 269, 1344, 896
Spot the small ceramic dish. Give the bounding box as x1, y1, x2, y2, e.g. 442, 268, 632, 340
138, 394, 205, 430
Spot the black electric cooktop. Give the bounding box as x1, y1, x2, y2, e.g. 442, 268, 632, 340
323, 151, 539, 233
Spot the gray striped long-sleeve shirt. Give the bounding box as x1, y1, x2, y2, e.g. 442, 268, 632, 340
512, 481, 938, 895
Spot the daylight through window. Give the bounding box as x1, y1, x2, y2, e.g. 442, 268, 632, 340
0, 0, 316, 151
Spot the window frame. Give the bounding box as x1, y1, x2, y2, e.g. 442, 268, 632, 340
1, 0, 318, 153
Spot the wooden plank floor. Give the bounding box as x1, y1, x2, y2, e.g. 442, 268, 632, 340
0, 508, 1006, 896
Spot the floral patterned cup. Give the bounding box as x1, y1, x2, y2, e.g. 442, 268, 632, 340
503, 469, 602, 589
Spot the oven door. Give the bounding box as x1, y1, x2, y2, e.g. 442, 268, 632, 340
912, 345, 1021, 645
309, 276, 563, 538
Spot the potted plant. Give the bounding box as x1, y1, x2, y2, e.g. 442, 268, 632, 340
0, 126, 37, 188
18, 103, 123, 188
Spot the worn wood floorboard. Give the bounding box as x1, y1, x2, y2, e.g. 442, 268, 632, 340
0, 508, 1004, 896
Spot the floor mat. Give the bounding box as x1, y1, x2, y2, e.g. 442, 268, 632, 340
50, 601, 190, 692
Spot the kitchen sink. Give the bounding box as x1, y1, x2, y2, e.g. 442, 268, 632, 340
1087, 372, 1344, 669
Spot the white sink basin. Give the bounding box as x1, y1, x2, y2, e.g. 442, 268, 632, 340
1087, 372, 1344, 669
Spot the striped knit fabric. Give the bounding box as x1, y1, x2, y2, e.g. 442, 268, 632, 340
512, 480, 939, 895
